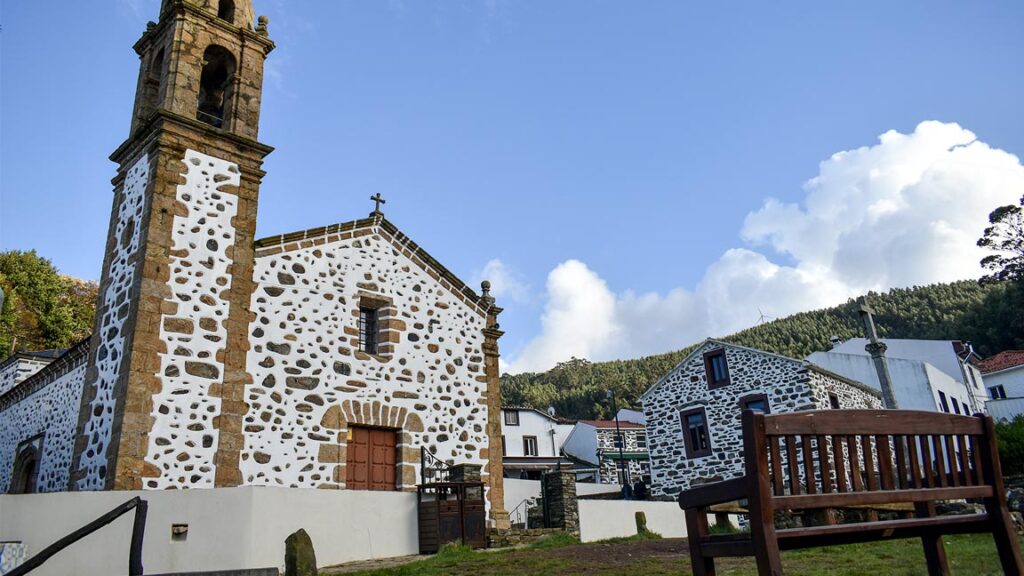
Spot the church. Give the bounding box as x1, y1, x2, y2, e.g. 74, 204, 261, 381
0, 0, 508, 529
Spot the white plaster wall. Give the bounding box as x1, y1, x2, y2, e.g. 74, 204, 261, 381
243, 225, 490, 489
500, 410, 571, 457
986, 367, 1024, 399
562, 423, 598, 465
77, 153, 150, 490
0, 357, 52, 396
0, 363, 87, 493
144, 149, 241, 489
987, 398, 1024, 422
0, 487, 418, 576
577, 500, 687, 542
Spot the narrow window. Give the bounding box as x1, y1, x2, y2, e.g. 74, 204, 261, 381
613, 433, 624, 449
501, 435, 506, 457
680, 407, 712, 458
951, 398, 962, 415
704, 349, 731, 388
523, 436, 538, 456
636, 433, 647, 449
991, 385, 1007, 400
829, 393, 841, 410
217, 0, 235, 22
503, 410, 519, 426
739, 393, 770, 413
938, 391, 950, 413
359, 307, 379, 354
196, 45, 236, 128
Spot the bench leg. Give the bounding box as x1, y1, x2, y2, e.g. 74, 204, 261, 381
915, 503, 950, 576
985, 499, 1024, 575
684, 508, 716, 576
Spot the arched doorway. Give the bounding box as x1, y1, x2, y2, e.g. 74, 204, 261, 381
9, 442, 40, 494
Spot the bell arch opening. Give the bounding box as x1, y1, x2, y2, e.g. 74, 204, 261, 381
196, 45, 236, 129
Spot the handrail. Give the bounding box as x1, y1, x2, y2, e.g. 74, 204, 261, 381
9, 496, 147, 576
420, 447, 451, 484
508, 497, 536, 528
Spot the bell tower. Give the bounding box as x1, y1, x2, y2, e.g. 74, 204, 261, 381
71, 0, 274, 491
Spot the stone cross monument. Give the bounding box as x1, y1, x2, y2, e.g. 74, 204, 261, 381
858, 296, 899, 409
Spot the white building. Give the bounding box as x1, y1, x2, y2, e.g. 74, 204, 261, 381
499, 407, 575, 480
978, 351, 1024, 422
809, 338, 987, 414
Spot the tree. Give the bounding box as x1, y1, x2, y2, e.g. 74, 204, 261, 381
978, 195, 1024, 283
0, 250, 97, 359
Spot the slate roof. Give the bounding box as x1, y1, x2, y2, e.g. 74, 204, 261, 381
977, 351, 1024, 374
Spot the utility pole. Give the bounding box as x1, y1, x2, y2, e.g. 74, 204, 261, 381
606, 389, 627, 488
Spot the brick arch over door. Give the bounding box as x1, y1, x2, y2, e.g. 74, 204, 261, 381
319, 399, 424, 490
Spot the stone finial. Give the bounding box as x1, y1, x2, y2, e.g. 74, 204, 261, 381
256, 15, 269, 36
480, 280, 496, 310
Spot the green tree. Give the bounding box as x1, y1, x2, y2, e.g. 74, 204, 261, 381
0, 250, 97, 359
978, 194, 1024, 283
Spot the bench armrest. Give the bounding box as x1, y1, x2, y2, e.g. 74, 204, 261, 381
677, 477, 748, 510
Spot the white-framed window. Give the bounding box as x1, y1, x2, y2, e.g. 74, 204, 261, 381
504, 410, 520, 426
523, 436, 538, 456
991, 385, 1008, 400
636, 433, 647, 449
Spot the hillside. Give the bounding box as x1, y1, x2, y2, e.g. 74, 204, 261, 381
500, 280, 1024, 420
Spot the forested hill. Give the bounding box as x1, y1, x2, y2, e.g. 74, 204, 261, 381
500, 279, 1024, 420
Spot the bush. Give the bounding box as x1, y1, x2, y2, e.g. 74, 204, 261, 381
996, 416, 1024, 476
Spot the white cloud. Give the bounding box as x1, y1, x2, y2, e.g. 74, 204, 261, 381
475, 259, 530, 304
505, 121, 1024, 373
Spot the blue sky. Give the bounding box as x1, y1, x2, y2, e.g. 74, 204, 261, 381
2, 1, 1024, 372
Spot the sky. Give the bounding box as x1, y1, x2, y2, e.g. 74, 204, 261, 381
2, 1, 1023, 374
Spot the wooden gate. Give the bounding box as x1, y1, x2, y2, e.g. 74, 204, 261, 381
347, 427, 397, 491
417, 482, 487, 553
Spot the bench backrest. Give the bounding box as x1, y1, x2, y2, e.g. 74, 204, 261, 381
743, 409, 1002, 511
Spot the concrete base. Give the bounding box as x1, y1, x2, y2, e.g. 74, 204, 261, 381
0, 487, 418, 576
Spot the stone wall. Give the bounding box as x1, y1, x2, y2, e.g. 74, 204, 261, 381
241, 218, 493, 497
595, 427, 648, 484
0, 342, 89, 492
73, 152, 151, 491
805, 366, 882, 411
642, 340, 879, 499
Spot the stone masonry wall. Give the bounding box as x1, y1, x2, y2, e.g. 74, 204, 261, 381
241, 219, 492, 499
595, 427, 648, 484
806, 367, 882, 411
142, 149, 241, 489
642, 341, 820, 499
0, 355, 88, 493
74, 153, 151, 491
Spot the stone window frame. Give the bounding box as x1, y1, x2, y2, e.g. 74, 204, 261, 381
829, 393, 841, 410
354, 293, 399, 361
10, 433, 45, 495
738, 393, 770, 414
679, 406, 713, 459
503, 410, 520, 426
703, 348, 731, 389
522, 435, 538, 456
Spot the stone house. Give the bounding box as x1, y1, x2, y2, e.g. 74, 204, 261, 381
640, 339, 881, 499
562, 420, 650, 485
0, 0, 508, 527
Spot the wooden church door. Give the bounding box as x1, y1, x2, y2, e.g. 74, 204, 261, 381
347, 427, 397, 491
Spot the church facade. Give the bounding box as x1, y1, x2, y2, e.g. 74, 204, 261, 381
0, 0, 507, 526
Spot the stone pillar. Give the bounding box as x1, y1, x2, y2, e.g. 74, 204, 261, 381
481, 281, 510, 529
542, 470, 579, 536
450, 463, 482, 484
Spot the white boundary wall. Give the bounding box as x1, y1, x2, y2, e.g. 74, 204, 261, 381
578, 500, 688, 542
503, 478, 619, 511
0, 487, 417, 575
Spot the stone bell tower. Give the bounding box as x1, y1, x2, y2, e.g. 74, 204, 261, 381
71, 0, 274, 491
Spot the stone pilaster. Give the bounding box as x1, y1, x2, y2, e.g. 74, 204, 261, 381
481, 281, 510, 529
542, 470, 579, 536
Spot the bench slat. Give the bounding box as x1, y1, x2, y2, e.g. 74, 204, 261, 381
771, 485, 993, 510
786, 436, 800, 496
919, 435, 935, 488
818, 435, 833, 494
848, 434, 863, 492
833, 435, 848, 493
769, 436, 784, 497
802, 435, 817, 495
877, 435, 894, 490
894, 435, 908, 490
862, 435, 878, 491
958, 435, 972, 487
933, 435, 948, 488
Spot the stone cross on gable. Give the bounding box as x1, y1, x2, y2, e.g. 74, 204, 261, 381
857, 296, 899, 409
370, 193, 386, 215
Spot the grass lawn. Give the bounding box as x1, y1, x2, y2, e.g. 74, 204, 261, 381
326, 533, 1021, 576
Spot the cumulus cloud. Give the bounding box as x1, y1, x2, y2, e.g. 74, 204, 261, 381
475, 259, 530, 304
505, 121, 1024, 373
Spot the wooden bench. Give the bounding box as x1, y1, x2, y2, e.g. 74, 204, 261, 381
677, 409, 1023, 575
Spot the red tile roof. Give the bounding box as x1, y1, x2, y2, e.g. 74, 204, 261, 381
978, 351, 1024, 374
579, 419, 645, 429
